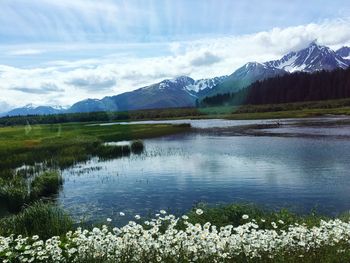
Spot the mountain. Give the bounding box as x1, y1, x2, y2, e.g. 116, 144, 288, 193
265, 42, 349, 72
207, 62, 287, 96
208, 42, 350, 97
202, 67, 350, 107
1, 76, 227, 116
67, 76, 227, 113
336, 46, 350, 59
2, 42, 350, 116
3, 104, 62, 117
185, 76, 228, 97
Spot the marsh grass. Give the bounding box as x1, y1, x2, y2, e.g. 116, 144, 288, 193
0, 201, 73, 239
0, 176, 28, 213
0, 170, 63, 213
30, 171, 63, 199
130, 140, 145, 154
95, 144, 131, 160
0, 123, 190, 172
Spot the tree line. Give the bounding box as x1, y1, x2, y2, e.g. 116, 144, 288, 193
201, 68, 350, 106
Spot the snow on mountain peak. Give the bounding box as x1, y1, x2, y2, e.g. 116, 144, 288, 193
265, 42, 349, 73
336, 46, 350, 60
184, 76, 227, 93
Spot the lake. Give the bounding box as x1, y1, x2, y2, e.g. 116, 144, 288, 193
58, 118, 350, 224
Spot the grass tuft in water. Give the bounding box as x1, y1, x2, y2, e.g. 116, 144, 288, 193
131, 139, 144, 154
0, 170, 63, 213
30, 171, 63, 199
0, 201, 73, 239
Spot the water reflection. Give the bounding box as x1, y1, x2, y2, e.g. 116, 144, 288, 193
58, 129, 350, 225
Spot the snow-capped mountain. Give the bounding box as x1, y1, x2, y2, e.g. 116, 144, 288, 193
207, 62, 287, 96
2, 42, 350, 116
67, 76, 229, 113
336, 46, 350, 60
265, 42, 349, 72
185, 76, 227, 97
208, 42, 350, 96
4, 104, 62, 117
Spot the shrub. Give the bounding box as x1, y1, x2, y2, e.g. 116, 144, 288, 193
131, 140, 144, 154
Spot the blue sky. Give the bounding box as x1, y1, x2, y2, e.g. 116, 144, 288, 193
1, 0, 349, 45
1, 0, 350, 110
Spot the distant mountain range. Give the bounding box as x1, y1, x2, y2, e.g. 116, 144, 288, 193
2, 42, 350, 117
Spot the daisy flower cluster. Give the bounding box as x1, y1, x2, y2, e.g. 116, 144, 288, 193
1, 210, 350, 262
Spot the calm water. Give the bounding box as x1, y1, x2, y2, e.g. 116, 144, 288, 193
59, 119, 350, 224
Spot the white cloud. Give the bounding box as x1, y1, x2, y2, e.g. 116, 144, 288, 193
0, 100, 13, 114
8, 48, 45, 56
1, 19, 350, 109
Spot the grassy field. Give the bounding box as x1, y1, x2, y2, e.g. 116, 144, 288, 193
0, 122, 190, 171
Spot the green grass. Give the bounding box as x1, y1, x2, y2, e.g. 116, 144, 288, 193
185, 203, 335, 230
0, 170, 63, 212
0, 122, 190, 171
30, 171, 63, 199
0, 201, 73, 240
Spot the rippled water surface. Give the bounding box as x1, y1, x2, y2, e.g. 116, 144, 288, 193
59, 118, 350, 224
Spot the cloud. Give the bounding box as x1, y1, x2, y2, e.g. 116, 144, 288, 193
0, 100, 13, 113
65, 70, 117, 91
66, 76, 116, 90
13, 83, 64, 94
189, 51, 221, 67
1, 19, 350, 108
8, 48, 45, 56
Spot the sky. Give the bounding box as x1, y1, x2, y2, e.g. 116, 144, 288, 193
1, 0, 350, 111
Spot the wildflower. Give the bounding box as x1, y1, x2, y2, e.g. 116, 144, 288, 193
242, 214, 249, 220
182, 215, 189, 220
160, 210, 167, 214
107, 218, 112, 222
135, 215, 141, 220
119, 212, 125, 216
196, 209, 204, 215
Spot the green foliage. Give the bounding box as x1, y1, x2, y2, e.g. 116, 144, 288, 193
201, 68, 350, 107
0, 171, 63, 213
186, 203, 328, 229
30, 171, 63, 199
0, 201, 73, 239
0, 176, 28, 213
95, 144, 131, 160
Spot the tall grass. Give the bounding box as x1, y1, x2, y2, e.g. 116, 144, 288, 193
0, 170, 63, 213
0, 176, 28, 213
30, 171, 63, 199
0, 201, 73, 239
95, 144, 131, 160
131, 140, 144, 154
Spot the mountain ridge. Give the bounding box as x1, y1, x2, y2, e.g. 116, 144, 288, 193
2, 42, 349, 117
